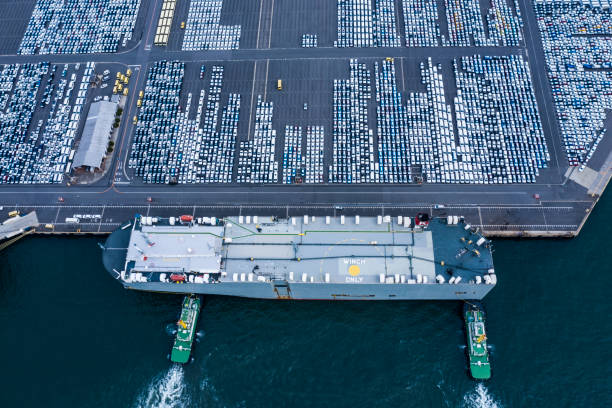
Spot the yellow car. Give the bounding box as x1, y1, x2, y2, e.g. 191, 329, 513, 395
133, 116, 138, 124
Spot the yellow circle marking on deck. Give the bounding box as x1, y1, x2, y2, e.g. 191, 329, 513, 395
348, 265, 361, 276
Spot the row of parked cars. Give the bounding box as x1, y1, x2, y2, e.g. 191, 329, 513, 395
237, 97, 279, 183
182, 0, 241, 51
304, 126, 325, 183
444, 0, 522, 47
374, 59, 412, 183
411, 58, 459, 184
0, 62, 95, 184
453, 55, 549, 184
19, 0, 140, 54
282, 126, 303, 184
129, 62, 242, 184
0, 63, 47, 184
128, 62, 329, 185
336, 0, 522, 48
336, 0, 401, 47
403, 0, 441, 47
281, 125, 327, 184
33, 62, 95, 184
125, 54, 550, 186
129, 61, 184, 184
326, 56, 548, 185
533, 0, 612, 169
189, 66, 241, 183
301, 34, 318, 48
484, 0, 524, 46
402, 56, 547, 185
329, 59, 378, 183
372, 0, 402, 47
207, 92, 241, 182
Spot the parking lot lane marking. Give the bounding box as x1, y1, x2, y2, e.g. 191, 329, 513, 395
256, 0, 265, 49
114, 65, 143, 186
400, 58, 405, 92
144, 0, 162, 50
97, 205, 107, 232
247, 62, 258, 141
263, 59, 270, 102
53, 207, 61, 224
519, 0, 562, 178
268, 0, 275, 49
541, 206, 549, 230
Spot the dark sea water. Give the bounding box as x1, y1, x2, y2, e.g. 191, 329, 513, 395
1, 194, 611, 408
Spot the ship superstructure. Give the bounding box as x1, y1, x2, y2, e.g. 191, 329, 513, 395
103, 214, 496, 300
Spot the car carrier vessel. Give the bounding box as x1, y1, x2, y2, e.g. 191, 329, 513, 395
102, 213, 496, 300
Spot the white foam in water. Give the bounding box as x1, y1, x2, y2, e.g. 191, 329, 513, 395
463, 383, 502, 408
135, 365, 189, 408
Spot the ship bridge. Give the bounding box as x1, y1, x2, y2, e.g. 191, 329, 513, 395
126, 224, 224, 274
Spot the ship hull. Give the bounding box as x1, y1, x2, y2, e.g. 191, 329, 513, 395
122, 281, 494, 300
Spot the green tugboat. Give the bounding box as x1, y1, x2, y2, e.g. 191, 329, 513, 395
170, 295, 201, 364
464, 302, 491, 380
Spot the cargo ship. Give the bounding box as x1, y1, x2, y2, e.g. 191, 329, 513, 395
171, 294, 201, 364
102, 213, 496, 300
464, 302, 491, 379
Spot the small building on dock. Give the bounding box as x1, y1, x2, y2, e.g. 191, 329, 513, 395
72, 101, 117, 173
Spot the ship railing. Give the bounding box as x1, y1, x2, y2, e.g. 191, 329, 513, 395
267, 273, 289, 282
130, 267, 185, 274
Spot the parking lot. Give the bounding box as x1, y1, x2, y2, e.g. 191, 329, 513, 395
0, 0, 36, 54
18, 0, 143, 55
0, 0, 609, 238
0, 61, 126, 185
160, 0, 262, 51
533, 0, 612, 171
0, 0, 585, 188
121, 51, 567, 186
156, 0, 529, 51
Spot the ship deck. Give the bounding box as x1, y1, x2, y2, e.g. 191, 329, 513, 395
120, 216, 493, 285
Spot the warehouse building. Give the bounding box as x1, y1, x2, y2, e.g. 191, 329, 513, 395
72, 101, 117, 173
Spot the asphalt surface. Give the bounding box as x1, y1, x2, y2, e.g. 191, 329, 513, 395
0, 0, 607, 236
